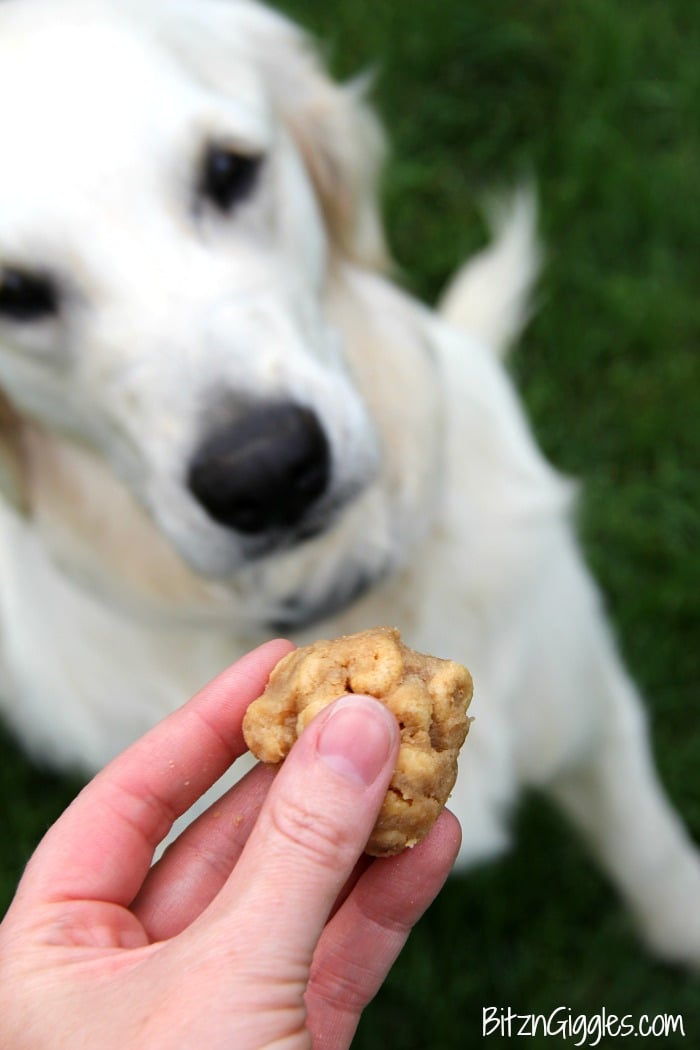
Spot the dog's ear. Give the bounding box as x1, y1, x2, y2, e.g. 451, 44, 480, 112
272, 58, 390, 271
0, 390, 30, 514
165, 1, 389, 270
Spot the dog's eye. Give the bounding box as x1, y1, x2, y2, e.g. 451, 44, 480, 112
200, 145, 263, 212
0, 268, 59, 322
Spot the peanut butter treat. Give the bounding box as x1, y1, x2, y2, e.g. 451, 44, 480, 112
243, 626, 473, 856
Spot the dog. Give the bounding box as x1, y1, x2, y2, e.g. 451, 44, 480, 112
1, 0, 699, 966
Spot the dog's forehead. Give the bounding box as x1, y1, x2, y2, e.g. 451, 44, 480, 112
0, 4, 270, 225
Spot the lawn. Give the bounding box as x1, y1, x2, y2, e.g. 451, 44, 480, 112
2, 1, 699, 1046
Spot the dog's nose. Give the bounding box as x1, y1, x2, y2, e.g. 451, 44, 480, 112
187, 402, 331, 534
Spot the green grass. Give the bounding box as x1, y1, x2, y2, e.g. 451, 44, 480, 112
2, 1, 700, 1046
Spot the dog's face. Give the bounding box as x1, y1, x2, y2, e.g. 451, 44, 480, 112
0, 0, 442, 630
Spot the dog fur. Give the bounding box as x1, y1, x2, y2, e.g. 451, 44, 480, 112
1, 0, 699, 965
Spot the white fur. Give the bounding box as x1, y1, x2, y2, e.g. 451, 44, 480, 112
0, 0, 699, 966
438, 186, 542, 357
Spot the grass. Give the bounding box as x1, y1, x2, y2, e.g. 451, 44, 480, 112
2, 1, 699, 1046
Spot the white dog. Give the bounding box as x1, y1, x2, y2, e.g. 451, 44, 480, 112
0, 0, 698, 965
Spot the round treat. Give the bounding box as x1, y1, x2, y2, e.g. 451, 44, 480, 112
242, 626, 473, 856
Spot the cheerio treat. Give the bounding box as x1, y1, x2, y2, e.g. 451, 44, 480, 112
242, 626, 473, 856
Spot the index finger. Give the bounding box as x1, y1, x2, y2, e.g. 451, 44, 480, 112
16, 639, 294, 909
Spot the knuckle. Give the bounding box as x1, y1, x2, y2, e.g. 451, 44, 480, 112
308, 957, 375, 1014
267, 792, 357, 868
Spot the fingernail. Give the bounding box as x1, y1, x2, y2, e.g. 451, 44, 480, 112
317, 696, 397, 787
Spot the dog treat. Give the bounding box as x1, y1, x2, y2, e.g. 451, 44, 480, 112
243, 626, 473, 856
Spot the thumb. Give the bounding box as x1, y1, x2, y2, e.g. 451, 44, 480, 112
199, 694, 400, 967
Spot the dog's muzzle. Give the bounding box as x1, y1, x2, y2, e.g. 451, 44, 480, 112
187, 401, 331, 536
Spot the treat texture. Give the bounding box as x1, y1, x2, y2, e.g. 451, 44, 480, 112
243, 626, 473, 855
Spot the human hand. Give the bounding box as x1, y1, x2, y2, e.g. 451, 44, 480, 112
0, 640, 461, 1049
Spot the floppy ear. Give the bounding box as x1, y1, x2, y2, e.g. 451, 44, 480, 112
0, 389, 29, 514
163, 0, 389, 270
271, 59, 390, 271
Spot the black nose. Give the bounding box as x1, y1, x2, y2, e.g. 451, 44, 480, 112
187, 402, 331, 535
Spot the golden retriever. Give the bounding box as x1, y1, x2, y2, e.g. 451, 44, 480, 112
0, 0, 698, 964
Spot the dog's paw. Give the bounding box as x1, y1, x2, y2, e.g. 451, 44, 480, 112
634, 851, 700, 969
